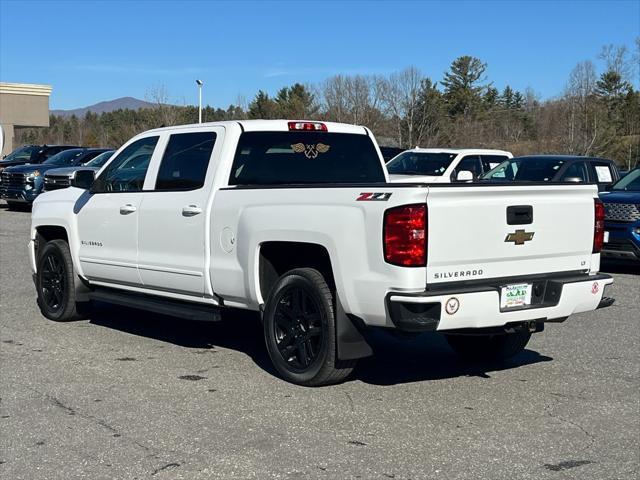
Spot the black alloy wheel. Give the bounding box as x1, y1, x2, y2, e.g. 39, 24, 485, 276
272, 286, 324, 371
263, 268, 356, 386
36, 239, 90, 321
40, 250, 66, 313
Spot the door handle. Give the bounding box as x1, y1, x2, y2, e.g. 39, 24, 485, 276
119, 204, 137, 215
182, 205, 202, 217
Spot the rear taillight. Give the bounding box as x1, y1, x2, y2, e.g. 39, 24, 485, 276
287, 121, 327, 131
593, 198, 605, 253
384, 204, 427, 267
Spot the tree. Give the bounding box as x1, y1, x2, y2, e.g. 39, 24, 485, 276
248, 90, 278, 119
483, 87, 499, 108
441, 56, 489, 116
595, 71, 632, 99
274, 83, 318, 118
598, 44, 632, 81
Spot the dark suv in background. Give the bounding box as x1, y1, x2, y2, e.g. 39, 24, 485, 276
0, 144, 80, 173
1, 148, 111, 208
481, 155, 620, 191
600, 168, 640, 264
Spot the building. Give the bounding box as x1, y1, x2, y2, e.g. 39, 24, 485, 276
0, 82, 52, 156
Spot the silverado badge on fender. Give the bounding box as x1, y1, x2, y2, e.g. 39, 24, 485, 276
505, 229, 535, 245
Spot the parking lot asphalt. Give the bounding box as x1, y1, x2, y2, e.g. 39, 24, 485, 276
0, 202, 638, 480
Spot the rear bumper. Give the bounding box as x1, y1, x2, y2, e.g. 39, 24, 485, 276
387, 272, 613, 332
602, 222, 640, 261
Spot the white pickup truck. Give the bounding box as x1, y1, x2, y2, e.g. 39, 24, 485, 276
387, 148, 513, 183
30, 120, 613, 386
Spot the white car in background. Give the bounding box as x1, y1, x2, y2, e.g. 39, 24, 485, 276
387, 148, 513, 183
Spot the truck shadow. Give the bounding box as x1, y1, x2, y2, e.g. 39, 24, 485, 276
353, 329, 553, 385
88, 303, 553, 386
600, 260, 639, 275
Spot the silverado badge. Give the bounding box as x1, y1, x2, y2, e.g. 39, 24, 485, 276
505, 229, 535, 245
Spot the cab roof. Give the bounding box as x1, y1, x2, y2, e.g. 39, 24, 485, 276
404, 147, 512, 156
146, 120, 370, 135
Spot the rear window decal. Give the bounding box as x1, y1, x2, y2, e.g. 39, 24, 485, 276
291, 143, 330, 159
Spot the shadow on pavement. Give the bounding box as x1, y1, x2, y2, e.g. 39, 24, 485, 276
600, 259, 640, 275
353, 329, 552, 385
88, 302, 553, 386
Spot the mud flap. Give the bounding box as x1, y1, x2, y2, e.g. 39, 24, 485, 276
336, 294, 373, 361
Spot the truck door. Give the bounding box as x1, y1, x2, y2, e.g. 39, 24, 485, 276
137, 128, 222, 297
76, 136, 159, 286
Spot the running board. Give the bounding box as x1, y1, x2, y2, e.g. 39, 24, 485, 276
89, 287, 222, 322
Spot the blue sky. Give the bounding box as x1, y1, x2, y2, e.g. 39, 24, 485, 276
1, 0, 638, 110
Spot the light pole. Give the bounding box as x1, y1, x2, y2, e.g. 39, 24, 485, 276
196, 79, 203, 123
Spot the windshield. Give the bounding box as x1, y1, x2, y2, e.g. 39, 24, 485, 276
85, 151, 114, 167
481, 157, 566, 182
43, 149, 85, 166
386, 152, 457, 176
2, 145, 39, 162
611, 169, 640, 191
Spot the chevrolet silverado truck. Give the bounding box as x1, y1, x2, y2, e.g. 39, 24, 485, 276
29, 120, 614, 386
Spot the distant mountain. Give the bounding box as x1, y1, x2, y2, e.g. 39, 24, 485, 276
51, 97, 156, 117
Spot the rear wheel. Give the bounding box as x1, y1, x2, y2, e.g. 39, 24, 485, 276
36, 239, 90, 321
445, 331, 532, 361
263, 268, 355, 386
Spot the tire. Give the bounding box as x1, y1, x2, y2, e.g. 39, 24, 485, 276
445, 331, 532, 361
36, 239, 91, 321
263, 268, 356, 386
6, 201, 21, 211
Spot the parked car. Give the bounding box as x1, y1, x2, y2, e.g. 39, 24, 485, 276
44, 150, 115, 191
30, 120, 613, 386
386, 148, 513, 183
481, 155, 620, 190
1, 148, 110, 208
378, 146, 404, 162
600, 167, 640, 263
0, 144, 80, 173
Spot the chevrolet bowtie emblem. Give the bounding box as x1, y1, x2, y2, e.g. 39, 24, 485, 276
505, 229, 535, 245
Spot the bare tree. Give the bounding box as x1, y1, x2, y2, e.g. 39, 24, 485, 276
598, 44, 632, 81
561, 61, 601, 154
145, 85, 181, 127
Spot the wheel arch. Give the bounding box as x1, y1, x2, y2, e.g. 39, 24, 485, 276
257, 241, 335, 305
34, 225, 69, 259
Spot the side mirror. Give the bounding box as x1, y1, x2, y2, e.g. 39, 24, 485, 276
456, 170, 474, 182
564, 176, 583, 183
71, 169, 95, 190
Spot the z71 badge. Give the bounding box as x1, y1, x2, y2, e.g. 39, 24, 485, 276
356, 192, 392, 201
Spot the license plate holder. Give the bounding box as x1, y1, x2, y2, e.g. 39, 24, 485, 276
500, 283, 533, 309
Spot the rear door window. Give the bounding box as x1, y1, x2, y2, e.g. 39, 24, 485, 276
590, 161, 615, 185
453, 155, 482, 180
480, 155, 509, 174
560, 162, 589, 182
155, 132, 217, 191
229, 132, 385, 185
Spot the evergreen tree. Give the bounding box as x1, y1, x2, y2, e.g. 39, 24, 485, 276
441, 56, 489, 116
248, 91, 278, 119
483, 87, 499, 108
595, 71, 632, 99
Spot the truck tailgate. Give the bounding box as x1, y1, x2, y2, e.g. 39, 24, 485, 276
425, 184, 597, 284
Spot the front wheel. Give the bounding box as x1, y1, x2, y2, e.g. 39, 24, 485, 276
263, 268, 356, 386
36, 239, 90, 321
445, 331, 532, 361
